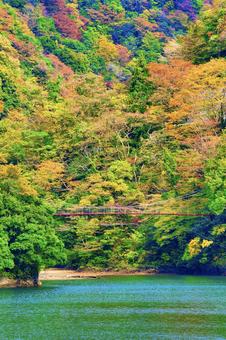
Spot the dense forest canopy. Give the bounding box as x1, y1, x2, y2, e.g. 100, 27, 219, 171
0, 0, 225, 283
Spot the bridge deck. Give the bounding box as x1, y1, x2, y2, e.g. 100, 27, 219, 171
55, 206, 212, 218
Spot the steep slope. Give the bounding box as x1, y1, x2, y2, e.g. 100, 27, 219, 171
3, 0, 210, 79
0, 0, 225, 281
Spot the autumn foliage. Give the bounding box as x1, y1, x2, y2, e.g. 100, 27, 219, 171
43, 0, 82, 39
0, 0, 225, 279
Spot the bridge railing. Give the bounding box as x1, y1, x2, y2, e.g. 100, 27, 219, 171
56, 206, 142, 216
55, 205, 212, 217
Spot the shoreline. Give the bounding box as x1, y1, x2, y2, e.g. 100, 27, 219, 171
1, 268, 224, 288
0, 269, 158, 288
39, 268, 158, 281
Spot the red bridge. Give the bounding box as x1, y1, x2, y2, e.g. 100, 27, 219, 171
55, 205, 212, 218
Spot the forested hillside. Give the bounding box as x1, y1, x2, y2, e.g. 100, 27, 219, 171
0, 0, 225, 284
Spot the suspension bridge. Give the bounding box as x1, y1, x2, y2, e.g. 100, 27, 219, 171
55, 204, 213, 218
55, 191, 216, 227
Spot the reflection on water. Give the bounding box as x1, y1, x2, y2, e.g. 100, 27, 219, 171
0, 275, 225, 340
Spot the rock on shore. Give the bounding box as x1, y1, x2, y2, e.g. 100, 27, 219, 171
0, 278, 42, 288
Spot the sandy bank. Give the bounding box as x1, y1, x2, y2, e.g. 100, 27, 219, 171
39, 268, 158, 281
0, 269, 157, 288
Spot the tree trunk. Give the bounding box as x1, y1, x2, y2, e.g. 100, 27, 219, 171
33, 272, 41, 287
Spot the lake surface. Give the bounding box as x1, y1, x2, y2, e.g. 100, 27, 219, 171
0, 275, 225, 340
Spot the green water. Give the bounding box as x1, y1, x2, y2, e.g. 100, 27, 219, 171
0, 275, 225, 340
